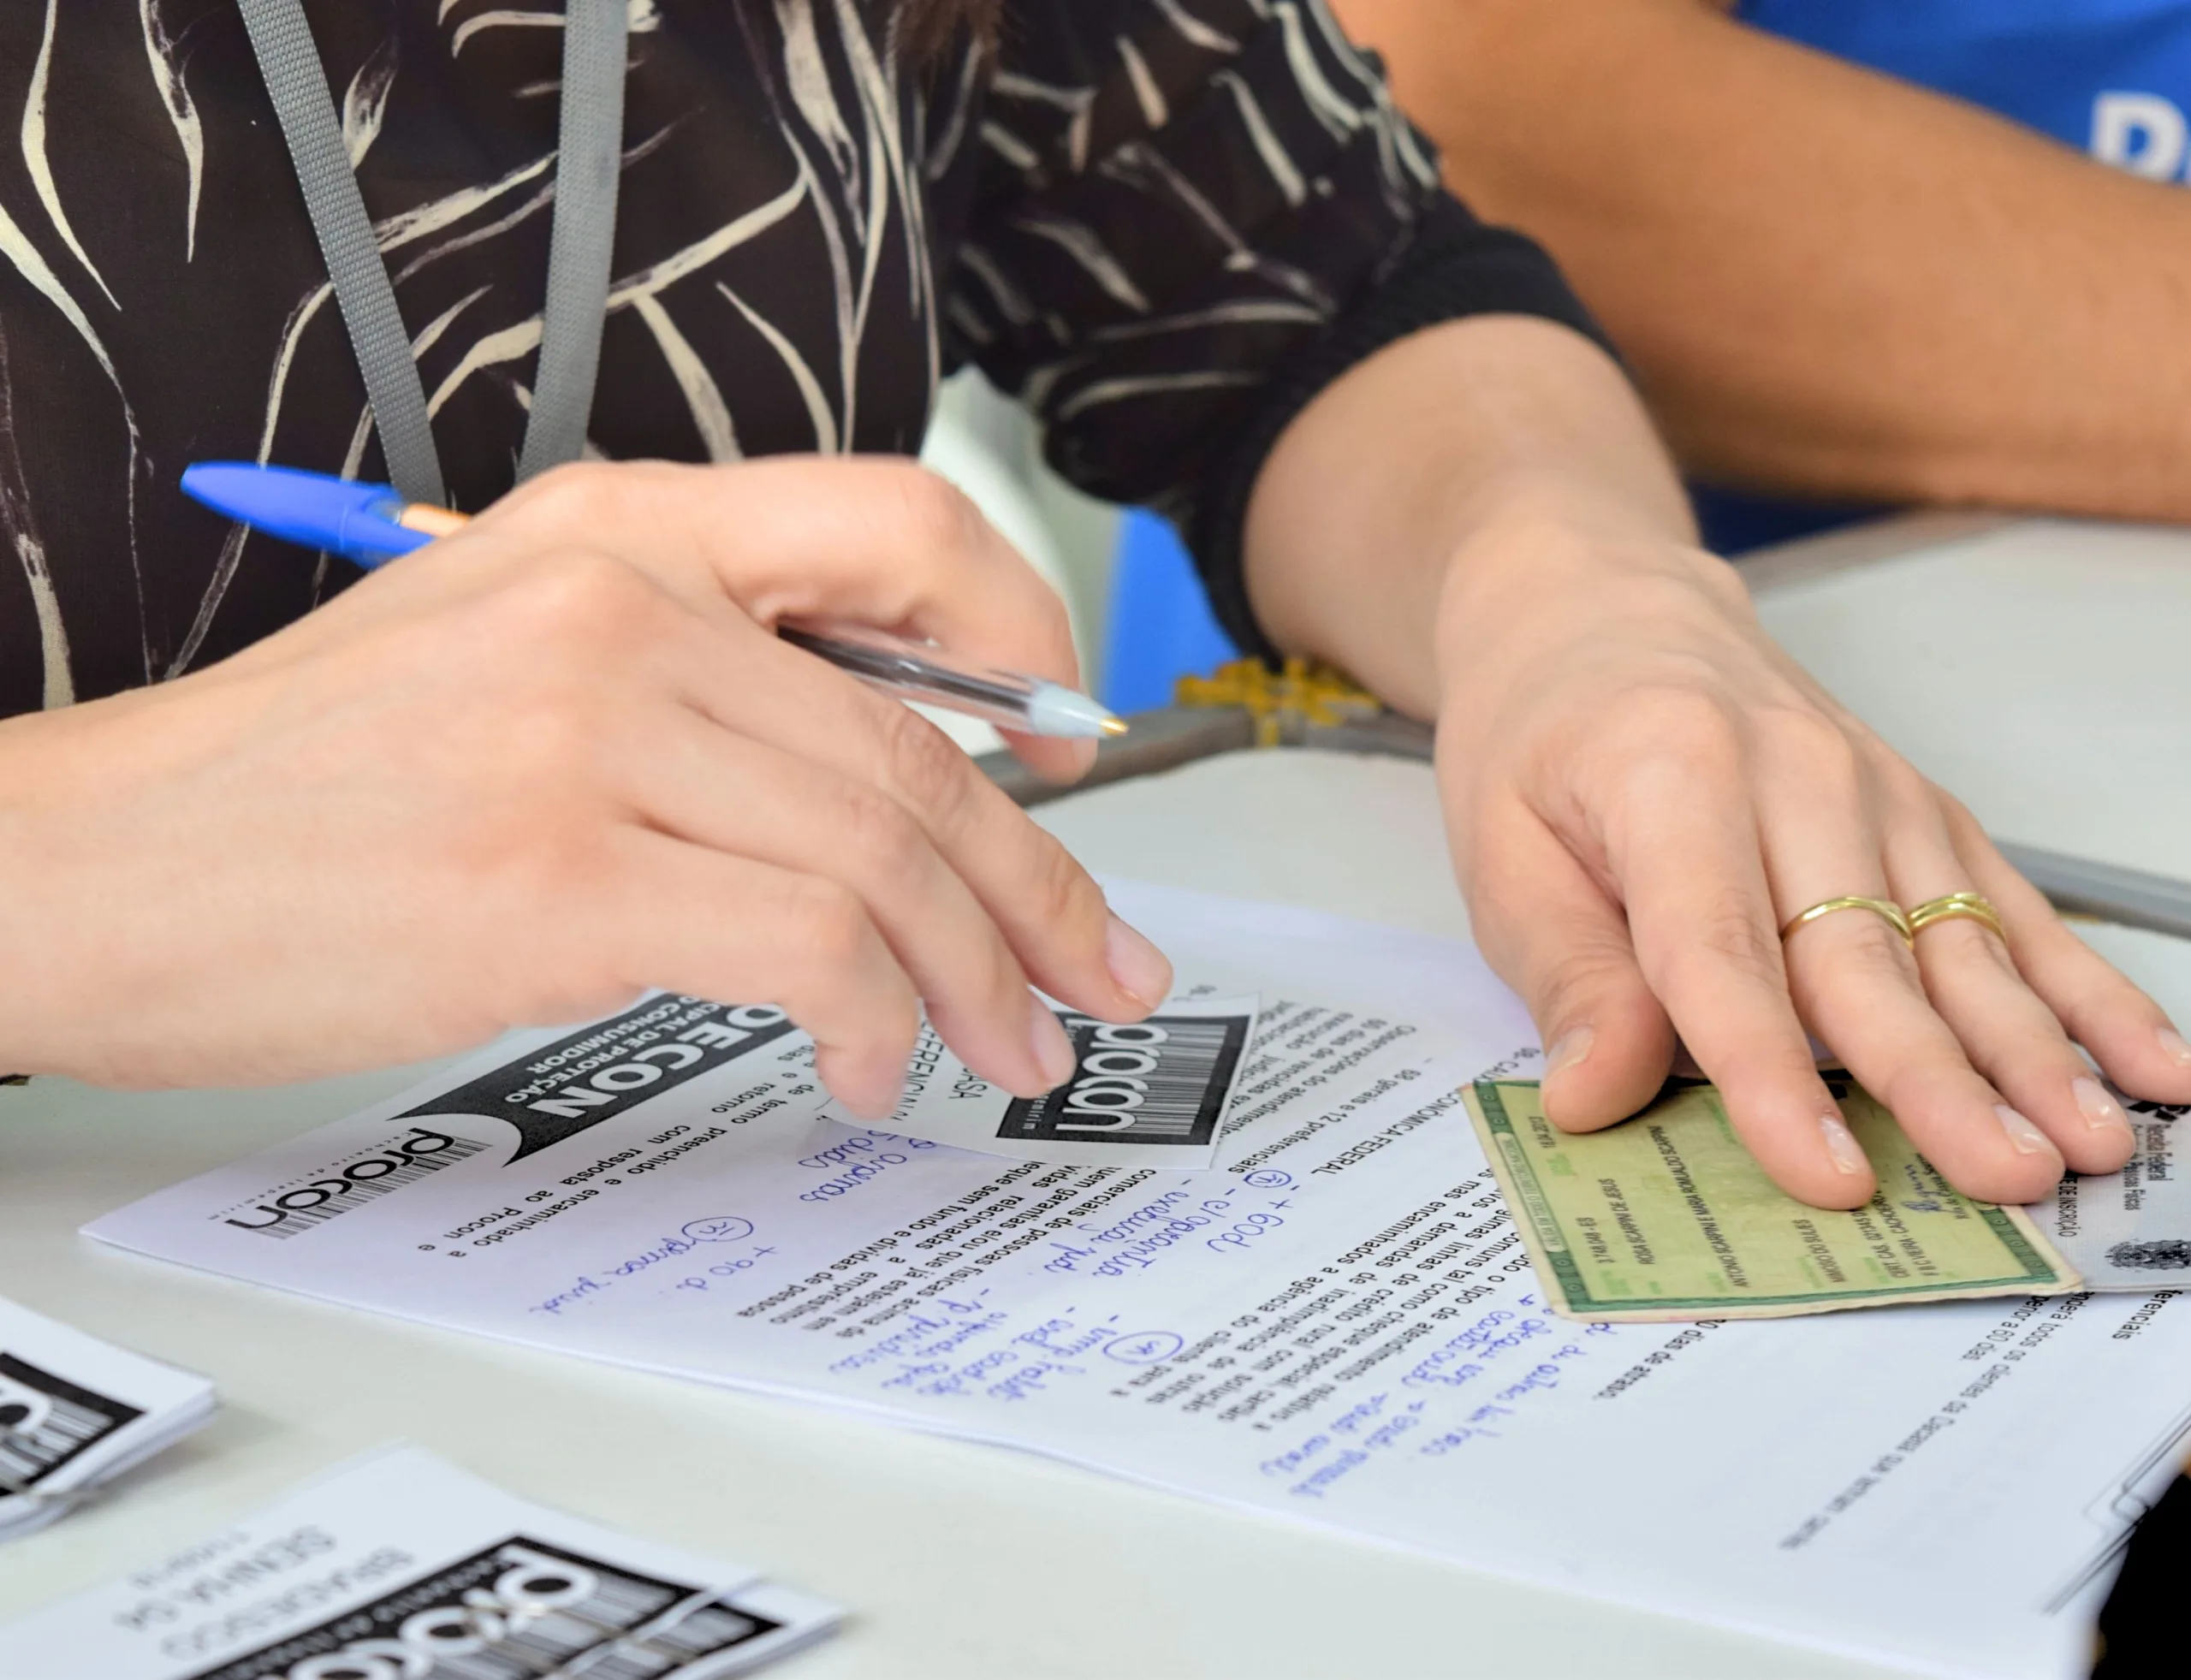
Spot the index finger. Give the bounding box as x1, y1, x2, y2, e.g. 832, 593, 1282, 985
660, 611, 1169, 1028
484, 458, 1094, 781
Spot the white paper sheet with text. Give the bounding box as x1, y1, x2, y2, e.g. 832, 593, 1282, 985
86, 882, 2191, 1680
0, 1445, 840, 1678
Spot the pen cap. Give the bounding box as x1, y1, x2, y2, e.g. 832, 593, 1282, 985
181, 463, 430, 562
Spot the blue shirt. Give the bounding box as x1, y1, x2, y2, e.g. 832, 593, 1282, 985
1703, 0, 2191, 552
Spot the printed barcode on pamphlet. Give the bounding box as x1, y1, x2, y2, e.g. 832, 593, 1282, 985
997, 1012, 1248, 1148
587, 1600, 783, 1677
0, 1354, 142, 1493
186, 1535, 781, 1680
216, 1130, 490, 1240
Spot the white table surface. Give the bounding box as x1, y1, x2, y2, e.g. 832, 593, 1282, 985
1750, 517, 2191, 879
3, 515, 2188, 1679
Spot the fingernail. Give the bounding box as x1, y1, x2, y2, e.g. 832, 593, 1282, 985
1994, 1103, 2055, 1157
1544, 1025, 1594, 1078
2160, 1027, 2191, 1067
1105, 914, 1172, 1010
1030, 995, 1077, 1089
2072, 1075, 2135, 1141
826, 1060, 899, 1122
1819, 1112, 1868, 1176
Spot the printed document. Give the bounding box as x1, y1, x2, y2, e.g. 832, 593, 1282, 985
0, 1445, 839, 1677
86, 882, 2191, 1680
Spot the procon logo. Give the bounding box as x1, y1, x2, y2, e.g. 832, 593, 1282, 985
1051, 1021, 1177, 1131
217, 1000, 809, 1241
519, 1006, 789, 1119
222, 1128, 480, 1235
252, 1541, 628, 1679
998, 1008, 1250, 1149
397, 997, 802, 1163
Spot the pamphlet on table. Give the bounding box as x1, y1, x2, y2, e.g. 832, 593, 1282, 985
0, 1296, 214, 1544
0, 1444, 840, 1677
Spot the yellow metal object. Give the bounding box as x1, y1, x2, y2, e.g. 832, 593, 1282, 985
1174, 657, 1382, 747
1779, 895, 1915, 946
1907, 892, 2008, 947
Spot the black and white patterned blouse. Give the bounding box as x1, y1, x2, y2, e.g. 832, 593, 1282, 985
0, 0, 1596, 716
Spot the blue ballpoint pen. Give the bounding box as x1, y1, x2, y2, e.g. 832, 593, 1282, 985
180, 461, 1126, 741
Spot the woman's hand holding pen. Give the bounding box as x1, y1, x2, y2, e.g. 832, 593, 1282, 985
1247, 313, 2191, 1210
0, 457, 1170, 1111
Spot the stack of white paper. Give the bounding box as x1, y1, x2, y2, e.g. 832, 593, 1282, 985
0, 1296, 215, 1541
0, 1444, 842, 1678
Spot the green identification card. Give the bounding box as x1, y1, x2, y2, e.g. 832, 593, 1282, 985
1464, 1079, 2081, 1321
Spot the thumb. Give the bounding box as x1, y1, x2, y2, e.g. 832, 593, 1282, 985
1467, 807, 1675, 1131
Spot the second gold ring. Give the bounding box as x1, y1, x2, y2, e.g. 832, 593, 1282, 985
1907, 892, 2008, 945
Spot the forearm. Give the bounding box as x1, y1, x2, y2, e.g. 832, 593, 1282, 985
1242, 314, 1695, 716
1337, 0, 2191, 520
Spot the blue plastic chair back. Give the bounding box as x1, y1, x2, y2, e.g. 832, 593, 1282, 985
1100, 508, 1238, 713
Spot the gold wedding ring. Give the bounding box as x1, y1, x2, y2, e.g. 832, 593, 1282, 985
1779, 895, 1914, 945
1907, 891, 2008, 946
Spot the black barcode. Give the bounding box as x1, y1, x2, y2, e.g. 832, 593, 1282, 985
1080, 1018, 1229, 1140
523, 1601, 775, 1680
226, 1135, 490, 1239
632, 1600, 772, 1662
999, 1012, 1248, 1148
0, 1388, 111, 1490
416, 1571, 686, 1680
0, 1353, 139, 1495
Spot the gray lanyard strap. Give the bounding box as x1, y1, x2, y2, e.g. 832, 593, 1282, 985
236, 0, 629, 502
516, 0, 629, 480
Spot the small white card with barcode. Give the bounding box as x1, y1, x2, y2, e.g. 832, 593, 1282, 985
0, 1444, 841, 1679
874, 993, 1260, 1167
0, 1297, 215, 1542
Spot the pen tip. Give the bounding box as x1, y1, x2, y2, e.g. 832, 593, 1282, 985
1100, 716, 1130, 738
